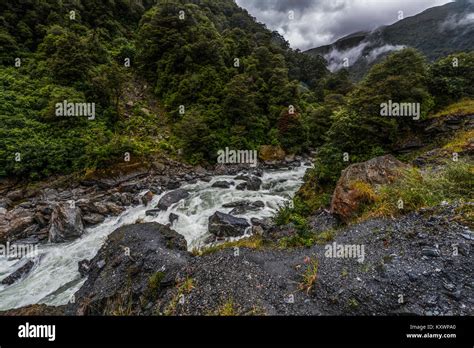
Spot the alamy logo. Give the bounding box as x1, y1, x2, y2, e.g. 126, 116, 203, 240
55, 100, 95, 120
325, 242, 365, 263
0, 242, 38, 258
18, 322, 56, 341
380, 100, 420, 120
217, 147, 258, 167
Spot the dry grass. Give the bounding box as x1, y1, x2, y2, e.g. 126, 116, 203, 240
192, 235, 264, 256
103, 291, 135, 316
213, 298, 239, 316
163, 277, 195, 316
350, 180, 378, 202
298, 257, 319, 294
356, 161, 473, 222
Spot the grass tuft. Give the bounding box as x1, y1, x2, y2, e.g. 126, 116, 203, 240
214, 298, 238, 316
298, 257, 319, 294
192, 235, 264, 256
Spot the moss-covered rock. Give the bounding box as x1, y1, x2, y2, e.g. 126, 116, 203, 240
330, 155, 409, 222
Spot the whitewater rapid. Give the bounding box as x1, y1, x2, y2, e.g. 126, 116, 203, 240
0, 165, 309, 310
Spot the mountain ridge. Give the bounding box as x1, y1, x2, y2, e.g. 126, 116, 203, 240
305, 0, 474, 79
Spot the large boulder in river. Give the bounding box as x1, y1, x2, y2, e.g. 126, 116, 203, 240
211, 181, 232, 189
48, 203, 84, 243
246, 176, 262, 191
1, 260, 35, 285
82, 213, 105, 226
156, 189, 189, 211
223, 200, 264, 215
208, 211, 250, 238
66, 223, 188, 315
330, 155, 409, 221
234, 175, 262, 191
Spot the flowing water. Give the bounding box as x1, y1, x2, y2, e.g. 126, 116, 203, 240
0, 165, 310, 310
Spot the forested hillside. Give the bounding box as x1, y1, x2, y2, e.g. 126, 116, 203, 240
0, 0, 329, 179
0, 0, 473, 184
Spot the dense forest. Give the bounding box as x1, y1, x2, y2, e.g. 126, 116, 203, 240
0, 0, 473, 185
0, 0, 329, 178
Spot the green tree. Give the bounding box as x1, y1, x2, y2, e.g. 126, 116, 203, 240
429, 52, 474, 109
38, 26, 94, 85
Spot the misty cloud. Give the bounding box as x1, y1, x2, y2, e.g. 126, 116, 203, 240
236, 0, 453, 50
441, 11, 474, 30
324, 42, 368, 71
367, 44, 406, 62
323, 42, 406, 72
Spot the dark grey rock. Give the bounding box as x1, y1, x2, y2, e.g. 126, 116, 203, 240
1, 260, 35, 285
236, 183, 247, 191
78, 259, 91, 277
422, 247, 440, 257
308, 209, 339, 233
145, 209, 161, 217
83, 213, 106, 226
66, 223, 189, 315
0, 198, 13, 209
246, 177, 262, 191
229, 201, 265, 215
169, 213, 179, 225
119, 181, 141, 193
165, 181, 181, 190
233, 175, 261, 191
48, 203, 84, 243
222, 201, 250, 208
156, 189, 189, 211
208, 211, 250, 237
211, 181, 232, 189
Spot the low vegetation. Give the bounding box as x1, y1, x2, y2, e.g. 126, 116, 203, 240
432, 99, 474, 118
210, 298, 265, 316
358, 160, 473, 221
145, 271, 165, 300
163, 277, 195, 316
442, 129, 474, 153
453, 203, 474, 228
192, 235, 264, 256
212, 298, 239, 316
298, 257, 319, 294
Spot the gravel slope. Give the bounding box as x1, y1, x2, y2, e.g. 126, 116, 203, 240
63, 203, 473, 316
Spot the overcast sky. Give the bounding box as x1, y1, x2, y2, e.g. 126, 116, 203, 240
235, 0, 454, 50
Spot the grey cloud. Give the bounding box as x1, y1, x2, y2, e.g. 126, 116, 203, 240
236, 0, 454, 50
324, 41, 369, 71
248, 0, 318, 12
324, 42, 406, 72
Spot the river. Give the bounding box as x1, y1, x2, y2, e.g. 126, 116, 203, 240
0, 164, 310, 310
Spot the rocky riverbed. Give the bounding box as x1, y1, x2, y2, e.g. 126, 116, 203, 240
0, 156, 308, 246
0, 156, 310, 310
63, 202, 473, 316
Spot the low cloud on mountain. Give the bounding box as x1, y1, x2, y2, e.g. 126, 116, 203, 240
236, 0, 453, 50
441, 11, 474, 30
324, 42, 406, 72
